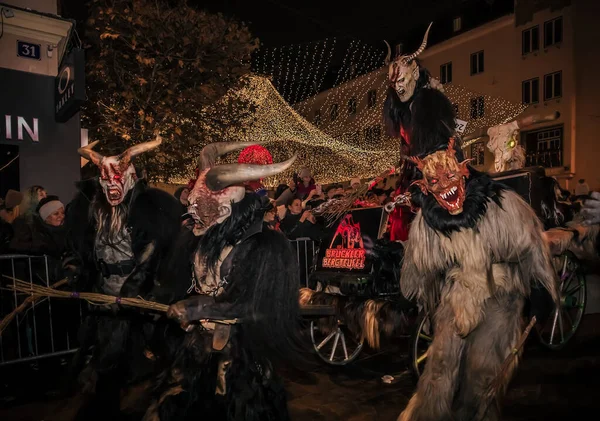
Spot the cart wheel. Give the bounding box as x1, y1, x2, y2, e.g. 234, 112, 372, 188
409, 312, 433, 381
536, 251, 587, 350
309, 320, 364, 365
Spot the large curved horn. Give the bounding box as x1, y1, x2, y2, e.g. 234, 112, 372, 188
403, 21, 432, 62
123, 135, 162, 159
516, 111, 560, 129
384, 40, 392, 65
205, 153, 298, 191
198, 141, 262, 170
77, 140, 104, 167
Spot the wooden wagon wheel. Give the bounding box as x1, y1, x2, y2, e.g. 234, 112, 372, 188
536, 250, 587, 350
309, 320, 364, 366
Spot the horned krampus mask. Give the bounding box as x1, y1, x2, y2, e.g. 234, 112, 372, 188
487, 120, 525, 173
385, 22, 432, 102
410, 138, 471, 215
77, 136, 162, 206
187, 142, 296, 236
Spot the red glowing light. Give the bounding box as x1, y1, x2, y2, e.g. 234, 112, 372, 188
237, 145, 273, 165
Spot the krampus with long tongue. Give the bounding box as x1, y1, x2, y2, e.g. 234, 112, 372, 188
143, 142, 310, 421
64, 136, 182, 420
397, 139, 559, 421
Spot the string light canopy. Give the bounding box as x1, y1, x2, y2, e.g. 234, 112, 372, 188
192, 74, 401, 187
168, 41, 527, 186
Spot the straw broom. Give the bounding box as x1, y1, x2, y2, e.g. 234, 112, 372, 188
1, 277, 240, 328
0, 278, 68, 335
5, 278, 169, 311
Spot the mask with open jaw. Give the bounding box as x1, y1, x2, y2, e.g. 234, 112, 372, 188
384, 22, 432, 103
409, 138, 471, 215
187, 142, 297, 236
77, 136, 162, 206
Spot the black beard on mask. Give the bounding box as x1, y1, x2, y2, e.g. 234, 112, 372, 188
196, 193, 269, 275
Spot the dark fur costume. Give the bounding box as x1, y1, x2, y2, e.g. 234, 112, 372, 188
144, 193, 310, 421
409, 167, 505, 238
398, 173, 559, 421
383, 65, 461, 159
63, 178, 182, 420
383, 65, 463, 241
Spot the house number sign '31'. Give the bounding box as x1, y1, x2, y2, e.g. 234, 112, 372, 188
17, 41, 41, 60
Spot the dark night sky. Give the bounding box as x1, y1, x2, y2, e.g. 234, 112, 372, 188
62, 0, 482, 49
59, 0, 513, 95
195, 0, 469, 48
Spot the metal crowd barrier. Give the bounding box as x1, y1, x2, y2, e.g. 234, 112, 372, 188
289, 238, 318, 288
0, 254, 82, 366
0, 240, 318, 366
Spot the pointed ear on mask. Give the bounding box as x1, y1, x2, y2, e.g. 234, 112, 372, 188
459, 158, 473, 178
411, 61, 419, 80
410, 179, 428, 195
216, 204, 232, 224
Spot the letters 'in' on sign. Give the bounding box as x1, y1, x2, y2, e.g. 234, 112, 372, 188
17, 41, 41, 60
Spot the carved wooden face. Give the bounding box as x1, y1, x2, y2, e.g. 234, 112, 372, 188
98, 156, 137, 206
410, 139, 471, 215
186, 169, 244, 236
487, 120, 521, 173
388, 58, 419, 102
78, 137, 162, 207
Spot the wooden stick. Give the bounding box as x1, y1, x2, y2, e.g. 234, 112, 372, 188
0, 278, 68, 335
1, 276, 241, 332
478, 315, 537, 421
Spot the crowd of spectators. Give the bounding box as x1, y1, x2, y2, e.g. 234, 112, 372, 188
0, 186, 67, 257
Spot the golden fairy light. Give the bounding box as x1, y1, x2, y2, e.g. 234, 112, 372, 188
168, 40, 527, 186
194, 74, 401, 187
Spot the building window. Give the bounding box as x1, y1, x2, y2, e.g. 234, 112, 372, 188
544, 71, 562, 101
522, 77, 540, 104
470, 96, 484, 119
470, 50, 484, 75
313, 109, 322, 126
453, 17, 462, 32
544, 16, 563, 48
364, 125, 382, 142
470, 142, 485, 166
367, 89, 377, 108
440, 62, 452, 84
524, 125, 563, 168
347, 97, 357, 115
330, 103, 339, 121
522, 25, 539, 55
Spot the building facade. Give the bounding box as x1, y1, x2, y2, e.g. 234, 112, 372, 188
0, 0, 83, 202
295, 0, 599, 191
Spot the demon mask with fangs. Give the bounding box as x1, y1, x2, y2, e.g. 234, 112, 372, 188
187, 142, 296, 236
384, 22, 432, 103
409, 138, 471, 215
77, 136, 162, 206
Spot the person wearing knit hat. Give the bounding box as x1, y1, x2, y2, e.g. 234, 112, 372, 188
36, 195, 65, 227
10, 195, 67, 257
4, 189, 23, 209
0, 189, 23, 224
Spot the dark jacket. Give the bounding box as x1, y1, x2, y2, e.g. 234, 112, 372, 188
279, 213, 324, 241
9, 215, 67, 258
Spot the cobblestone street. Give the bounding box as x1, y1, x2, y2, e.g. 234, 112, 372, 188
1, 315, 600, 421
